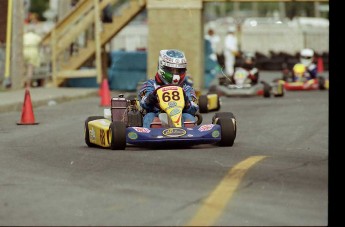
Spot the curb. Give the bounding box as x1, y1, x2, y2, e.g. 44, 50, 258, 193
0, 90, 99, 114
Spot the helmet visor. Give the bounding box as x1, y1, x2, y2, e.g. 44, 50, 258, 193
301, 56, 312, 60
163, 66, 186, 75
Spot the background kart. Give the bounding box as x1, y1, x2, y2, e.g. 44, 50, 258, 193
85, 85, 237, 150
282, 63, 329, 91
282, 78, 329, 91
208, 67, 285, 98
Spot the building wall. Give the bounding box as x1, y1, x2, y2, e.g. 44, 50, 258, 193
0, 0, 8, 43
0, 0, 8, 78
147, 0, 204, 91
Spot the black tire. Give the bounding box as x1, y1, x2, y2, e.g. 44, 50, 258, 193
217, 118, 236, 147
85, 116, 104, 147
198, 95, 208, 113
274, 83, 285, 97
263, 83, 271, 98
212, 112, 235, 123
109, 121, 127, 150
318, 76, 326, 90
212, 112, 236, 139
195, 112, 203, 125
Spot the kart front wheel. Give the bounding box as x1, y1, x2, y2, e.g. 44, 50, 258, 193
212, 112, 235, 123
195, 112, 203, 125
217, 118, 236, 147
85, 116, 104, 147
109, 121, 127, 150
212, 112, 236, 139
198, 95, 209, 113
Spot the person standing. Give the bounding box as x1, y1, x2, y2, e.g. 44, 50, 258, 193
23, 27, 42, 87
223, 26, 238, 76
205, 28, 220, 62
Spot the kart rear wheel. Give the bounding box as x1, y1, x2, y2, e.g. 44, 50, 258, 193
199, 95, 208, 113
273, 82, 285, 97
109, 121, 126, 150
318, 76, 326, 90
263, 84, 271, 98
217, 118, 236, 147
85, 116, 104, 147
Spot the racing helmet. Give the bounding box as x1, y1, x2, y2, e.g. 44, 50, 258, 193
157, 49, 187, 85
293, 63, 306, 78
243, 52, 255, 64
300, 48, 314, 67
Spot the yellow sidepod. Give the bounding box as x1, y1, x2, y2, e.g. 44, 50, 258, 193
88, 119, 112, 147
207, 94, 219, 111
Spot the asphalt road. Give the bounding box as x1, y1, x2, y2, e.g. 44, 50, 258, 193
0, 77, 329, 225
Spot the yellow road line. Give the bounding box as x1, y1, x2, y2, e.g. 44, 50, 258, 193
185, 155, 267, 226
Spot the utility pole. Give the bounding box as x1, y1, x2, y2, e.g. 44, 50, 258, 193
11, 0, 24, 90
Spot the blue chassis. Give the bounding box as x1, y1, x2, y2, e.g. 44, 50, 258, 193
125, 124, 222, 146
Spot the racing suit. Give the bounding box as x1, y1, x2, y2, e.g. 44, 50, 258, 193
138, 76, 199, 128
240, 62, 259, 85
293, 62, 318, 82
224, 33, 238, 76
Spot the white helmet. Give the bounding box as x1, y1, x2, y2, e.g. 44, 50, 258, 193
300, 48, 314, 67
157, 49, 187, 85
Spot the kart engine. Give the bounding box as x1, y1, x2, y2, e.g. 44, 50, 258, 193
111, 94, 143, 127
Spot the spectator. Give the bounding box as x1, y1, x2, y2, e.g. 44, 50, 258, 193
223, 26, 239, 76
205, 28, 220, 62
23, 27, 42, 87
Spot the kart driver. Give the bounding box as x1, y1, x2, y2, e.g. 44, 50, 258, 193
138, 49, 199, 128
294, 48, 318, 81
239, 52, 259, 85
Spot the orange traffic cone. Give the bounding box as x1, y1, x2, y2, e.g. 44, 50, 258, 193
100, 78, 111, 106
317, 57, 324, 73
17, 87, 39, 125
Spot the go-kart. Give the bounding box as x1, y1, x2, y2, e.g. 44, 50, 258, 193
85, 85, 237, 150
208, 67, 284, 98
282, 63, 329, 91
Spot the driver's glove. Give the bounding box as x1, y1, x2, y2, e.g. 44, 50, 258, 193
181, 90, 190, 107
146, 92, 157, 106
